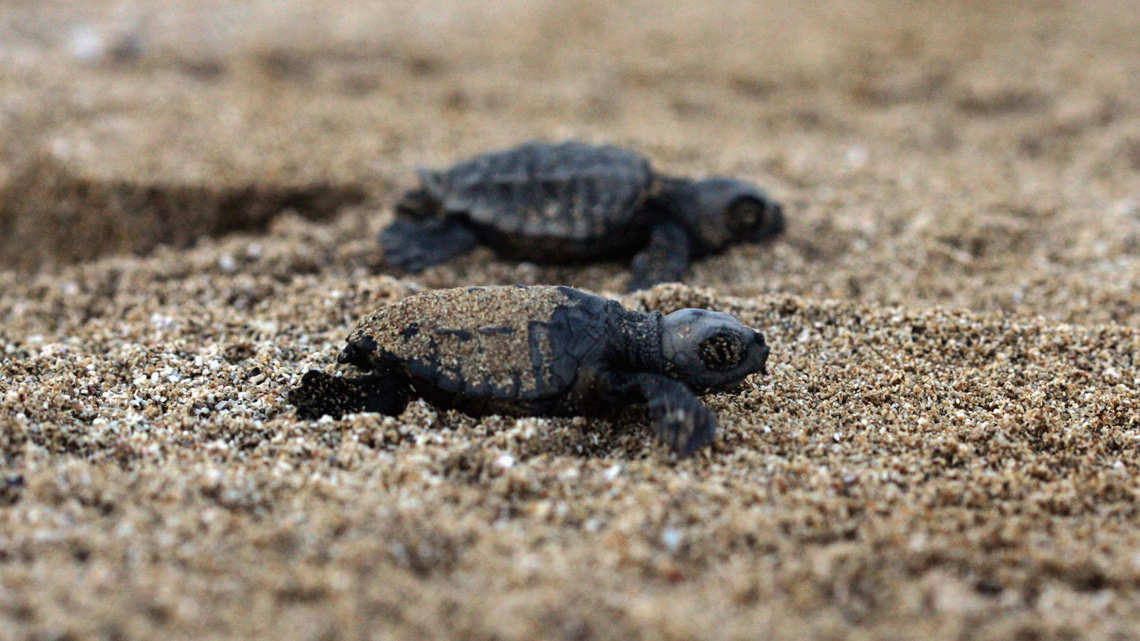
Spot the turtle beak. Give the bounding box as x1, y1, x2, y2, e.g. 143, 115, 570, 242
753, 330, 769, 376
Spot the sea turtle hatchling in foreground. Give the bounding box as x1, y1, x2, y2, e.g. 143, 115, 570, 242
289, 285, 769, 455
381, 141, 785, 291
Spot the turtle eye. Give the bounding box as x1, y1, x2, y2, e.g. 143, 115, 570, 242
698, 333, 744, 371
726, 198, 765, 234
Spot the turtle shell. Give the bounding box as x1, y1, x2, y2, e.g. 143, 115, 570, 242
345, 285, 610, 404
423, 141, 656, 242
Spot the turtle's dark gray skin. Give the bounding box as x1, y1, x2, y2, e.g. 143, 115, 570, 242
288, 285, 769, 455
380, 141, 784, 291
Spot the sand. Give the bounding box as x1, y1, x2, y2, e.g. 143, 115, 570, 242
3, 0, 1140, 639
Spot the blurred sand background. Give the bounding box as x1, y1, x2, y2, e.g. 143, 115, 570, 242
3, 0, 1140, 639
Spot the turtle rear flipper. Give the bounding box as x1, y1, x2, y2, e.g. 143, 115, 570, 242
392, 168, 449, 220
289, 370, 409, 420
379, 217, 479, 273
393, 187, 439, 221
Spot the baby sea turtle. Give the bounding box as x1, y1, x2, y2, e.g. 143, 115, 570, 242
288, 285, 769, 455
380, 141, 784, 291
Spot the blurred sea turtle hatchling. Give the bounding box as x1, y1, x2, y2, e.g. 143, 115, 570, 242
380, 141, 785, 291
289, 285, 770, 455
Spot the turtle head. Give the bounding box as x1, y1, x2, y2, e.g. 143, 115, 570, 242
660, 308, 769, 393
674, 178, 784, 253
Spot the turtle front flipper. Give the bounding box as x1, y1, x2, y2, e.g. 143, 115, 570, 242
289, 370, 409, 420
380, 217, 480, 273
616, 373, 716, 455
627, 222, 692, 292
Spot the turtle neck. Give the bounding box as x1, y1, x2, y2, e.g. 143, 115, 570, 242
605, 302, 664, 375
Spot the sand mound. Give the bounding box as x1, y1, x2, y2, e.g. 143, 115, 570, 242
0, 156, 369, 270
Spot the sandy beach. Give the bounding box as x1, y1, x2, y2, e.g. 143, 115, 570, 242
3, 1, 1140, 638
